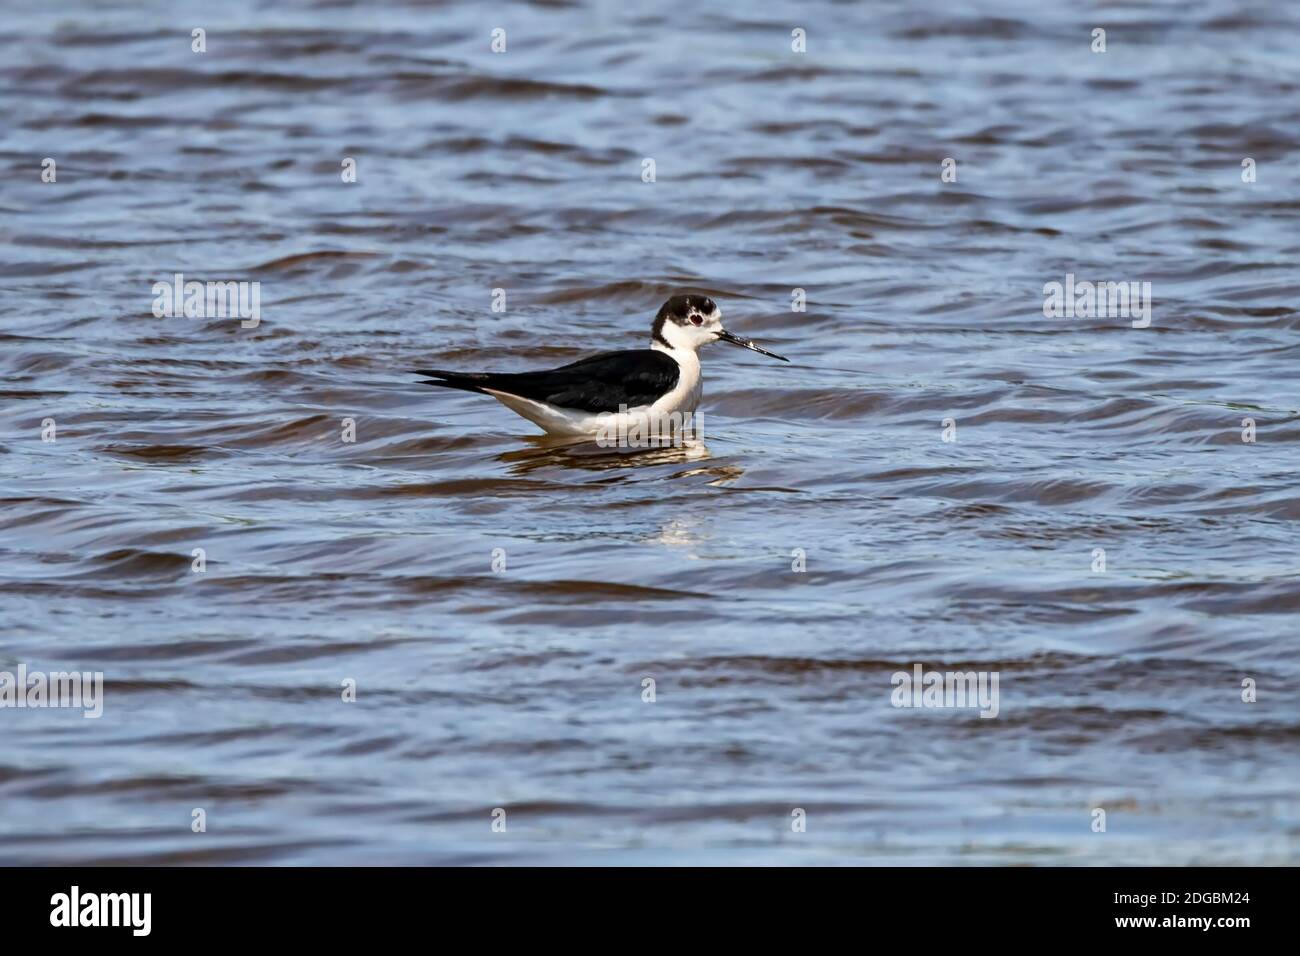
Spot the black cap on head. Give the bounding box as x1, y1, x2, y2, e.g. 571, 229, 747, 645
656, 294, 716, 323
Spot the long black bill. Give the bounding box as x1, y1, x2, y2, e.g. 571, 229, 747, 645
715, 328, 789, 362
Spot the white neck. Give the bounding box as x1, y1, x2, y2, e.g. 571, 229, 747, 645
652, 338, 699, 369
650, 338, 703, 413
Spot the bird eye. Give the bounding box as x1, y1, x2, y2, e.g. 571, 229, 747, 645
690, 314, 704, 326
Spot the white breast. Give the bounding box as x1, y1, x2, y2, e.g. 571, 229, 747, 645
650, 346, 701, 416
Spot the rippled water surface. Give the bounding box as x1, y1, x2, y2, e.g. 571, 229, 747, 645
2, 0, 1298, 864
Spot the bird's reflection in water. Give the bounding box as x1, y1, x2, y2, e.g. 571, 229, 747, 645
498, 435, 742, 484
654, 515, 708, 553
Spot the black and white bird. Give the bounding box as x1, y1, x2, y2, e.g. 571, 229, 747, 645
414, 294, 788, 437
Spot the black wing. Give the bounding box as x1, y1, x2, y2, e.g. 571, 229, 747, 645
415, 349, 680, 414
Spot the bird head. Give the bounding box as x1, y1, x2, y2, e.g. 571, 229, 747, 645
651, 294, 788, 361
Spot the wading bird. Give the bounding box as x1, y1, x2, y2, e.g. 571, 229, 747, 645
415, 294, 788, 438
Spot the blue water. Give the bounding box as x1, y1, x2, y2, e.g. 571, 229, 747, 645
0, 0, 1296, 864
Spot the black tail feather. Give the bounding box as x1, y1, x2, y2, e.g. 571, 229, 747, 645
413, 368, 494, 395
